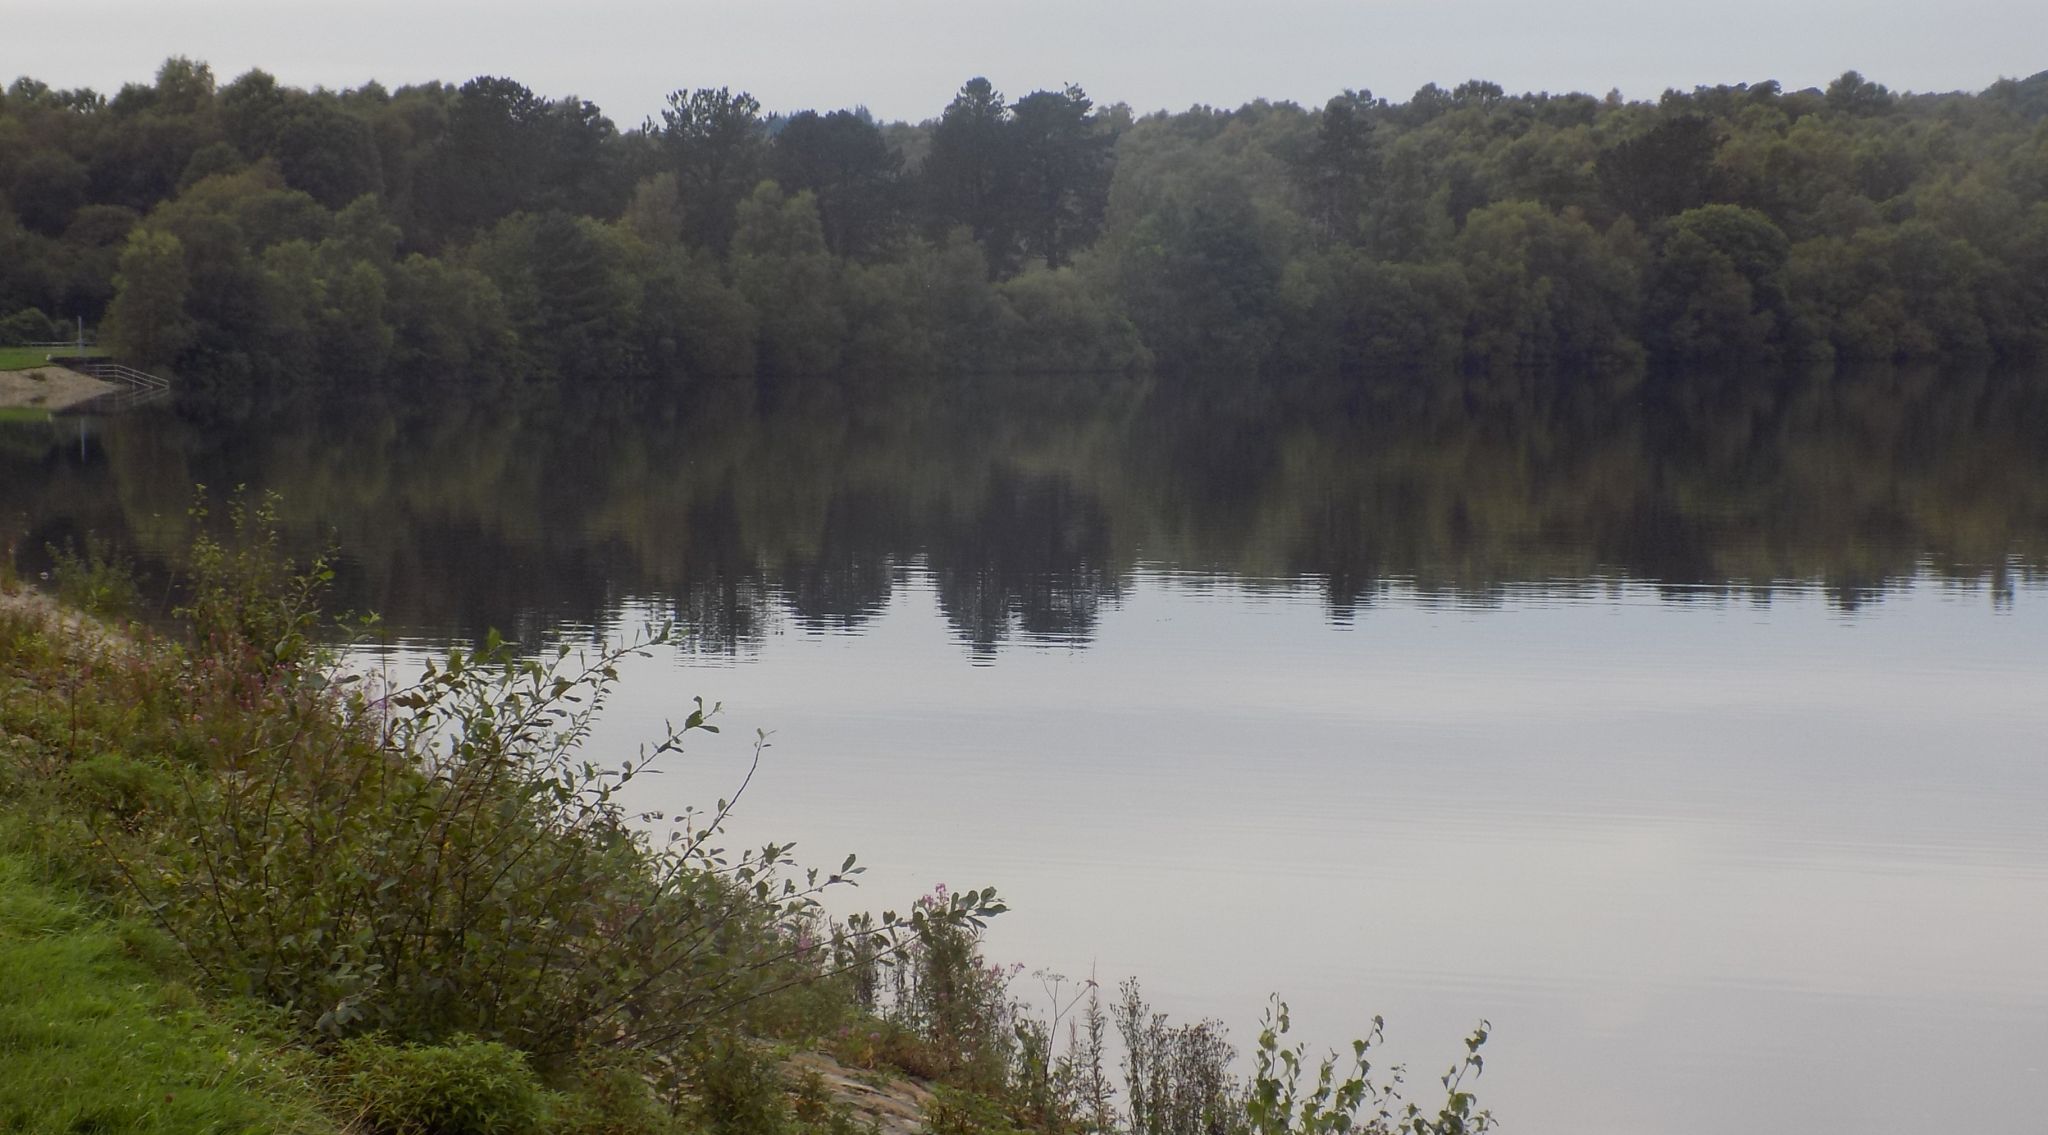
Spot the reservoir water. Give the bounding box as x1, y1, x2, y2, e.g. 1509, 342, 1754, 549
7, 366, 2046, 1133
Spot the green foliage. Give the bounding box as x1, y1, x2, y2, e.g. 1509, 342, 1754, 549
1110, 188, 1287, 374
115, 614, 777, 1054
46, 532, 142, 618
0, 854, 341, 1134
0, 345, 62, 369
17, 56, 2041, 388
0, 305, 62, 344
66, 750, 177, 821
788, 1068, 880, 1135
1278, 247, 1469, 378
1244, 1001, 1493, 1135
102, 226, 195, 364
927, 78, 1020, 267
771, 110, 903, 260
731, 182, 846, 375
1646, 204, 1790, 361
386, 251, 520, 375
994, 266, 1150, 373
1453, 200, 1643, 374
879, 886, 1018, 1089
1009, 85, 1116, 269
1115, 979, 1235, 1135
179, 487, 331, 670
336, 1035, 549, 1135
686, 1032, 794, 1135
635, 244, 759, 378
1596, 115, 1718, 221
469, 209, 644, 380
924, 1086, 1027, 1135
660, 86, 768, 253
548, 1056, 689, 1135
19, 487, 1007, 1076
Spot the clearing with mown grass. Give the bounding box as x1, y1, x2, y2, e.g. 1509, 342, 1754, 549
0, 345, 104, 371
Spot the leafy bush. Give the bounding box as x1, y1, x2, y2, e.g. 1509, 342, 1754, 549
0, 306, 62, 346
687, 1032, 793, 1135
336, 1035, 549, 1135
548, 1058, 681, 1135
46, 535, 141, 619
65, 750, 175, 822
178, 488, 332, 671
788, 1067, 876, 1135
923, 1085, 1027, 1135
1116, 979, 1236, 1135
1244, 1000, 1493, 1135
880, 885, 1018, 1089
863, 907, 1497, 1135
85, 491, 1004, 1072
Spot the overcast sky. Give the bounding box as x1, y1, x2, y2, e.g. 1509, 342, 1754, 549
9, 1, 2046, 125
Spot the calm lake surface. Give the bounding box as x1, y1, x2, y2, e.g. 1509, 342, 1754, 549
7, 367, 2047, 1134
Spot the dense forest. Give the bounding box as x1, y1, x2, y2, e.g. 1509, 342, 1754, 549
4, 60, 2048, 387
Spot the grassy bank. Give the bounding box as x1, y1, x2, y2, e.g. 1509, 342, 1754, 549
0, 509, 1492, 1135
0, 550, 845, 1134
0, 853, 338, 1134
0, 345, 104, 371
0, 346, 54, 370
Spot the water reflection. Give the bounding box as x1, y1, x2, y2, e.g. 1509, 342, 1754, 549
6, 366, 2048, 1134
5, 365, 2044, 652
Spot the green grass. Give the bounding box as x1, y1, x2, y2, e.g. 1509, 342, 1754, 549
0, 853, 342, 1135
0, 568, 947, 1135
0, 345, 106, 370
0, 406, 53, 423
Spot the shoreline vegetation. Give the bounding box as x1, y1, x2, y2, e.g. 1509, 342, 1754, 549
0, 500, 1494, 1135
3, 61, 2048, 394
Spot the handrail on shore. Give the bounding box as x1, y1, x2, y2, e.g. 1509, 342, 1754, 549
48, 356, 170, 392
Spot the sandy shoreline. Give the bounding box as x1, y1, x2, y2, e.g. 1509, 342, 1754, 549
0, 366, 120, 412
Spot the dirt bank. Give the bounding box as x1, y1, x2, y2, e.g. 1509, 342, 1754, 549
0, 366, 119, 412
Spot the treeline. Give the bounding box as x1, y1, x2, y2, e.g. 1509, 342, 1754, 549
4, 60, 2048, 385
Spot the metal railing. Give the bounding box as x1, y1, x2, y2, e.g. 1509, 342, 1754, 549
49, 357, 170, 392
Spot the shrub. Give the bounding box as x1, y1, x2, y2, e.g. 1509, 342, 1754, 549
923, 1085, 1026, 1135
789, 1067, 876, 1135
687, 1032, 792, 1135
178, 488, 331, 672
548, 1058, 679, 1135
46, 535, 141, 619
1244, 1000, 1494, 1135
337, 1035, 549, 1135
0, 306, 62, 345
92, 490, 1006, 1068
1115, 979, 1235, 1135
65, 751, 175, 822
1107, 982, 1496, 1135
882, 885, 1017, 1089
